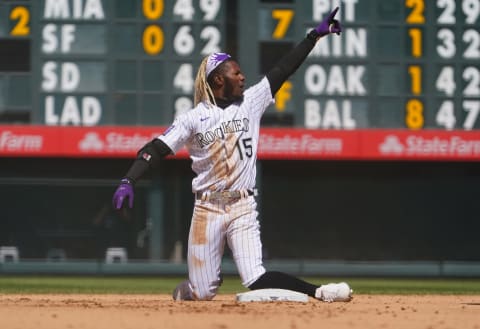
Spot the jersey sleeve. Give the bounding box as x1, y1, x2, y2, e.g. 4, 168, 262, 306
244, 76, 275, 117
157, 114, 192, 154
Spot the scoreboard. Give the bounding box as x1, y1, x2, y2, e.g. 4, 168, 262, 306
0, 0, 479, 131
240, 0, 480, 130
0, 0, 225, 126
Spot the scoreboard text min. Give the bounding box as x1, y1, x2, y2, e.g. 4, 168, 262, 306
239, 0, 480, 130
0, 0, 479, 130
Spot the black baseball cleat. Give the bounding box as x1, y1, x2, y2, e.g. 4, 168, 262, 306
172, 280, 194, 301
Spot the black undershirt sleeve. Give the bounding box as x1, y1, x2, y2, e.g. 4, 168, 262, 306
266, 30, 320, 96
125, 138, 173, 183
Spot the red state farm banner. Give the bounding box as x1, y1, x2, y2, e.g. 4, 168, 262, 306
258, 128, 360, 160
59, 126, 172, 158
0, 126, 62, 157
361, 130, 480, 161
1, 125, 480, 161
0, 125, 173, 158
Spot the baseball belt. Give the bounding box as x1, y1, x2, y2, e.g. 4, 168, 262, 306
195, 189, 256, 202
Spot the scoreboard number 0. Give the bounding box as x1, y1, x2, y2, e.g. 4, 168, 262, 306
143, 0, 164, 19
143, 25, 164, 55
143, 0, 165, 55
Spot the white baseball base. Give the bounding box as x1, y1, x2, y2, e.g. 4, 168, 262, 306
236, 289, 309, 303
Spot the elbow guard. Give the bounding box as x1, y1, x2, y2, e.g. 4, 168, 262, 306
137, 138, 173, 168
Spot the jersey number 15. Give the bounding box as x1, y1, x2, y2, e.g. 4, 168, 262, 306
235, 137, 253, 160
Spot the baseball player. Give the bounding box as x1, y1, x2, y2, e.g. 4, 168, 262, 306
113, 7, 352, 302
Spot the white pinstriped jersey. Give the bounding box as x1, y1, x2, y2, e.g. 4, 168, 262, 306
158, 77, 274, 193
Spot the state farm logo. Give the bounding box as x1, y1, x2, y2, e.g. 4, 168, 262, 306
379, 135, 404, 154
0, 130, 43, 151
78, 131, 159, 153
260, 133, 343, 154
378, 134, 480, 156
79, 132, 104, 151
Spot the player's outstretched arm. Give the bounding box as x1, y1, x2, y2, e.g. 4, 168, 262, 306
266, 7, 342, 95
112, 139, 173, 209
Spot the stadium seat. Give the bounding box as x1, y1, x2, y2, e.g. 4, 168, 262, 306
0, 246, 19, 263
46, 248, 67, 262
105, 247, 127, 264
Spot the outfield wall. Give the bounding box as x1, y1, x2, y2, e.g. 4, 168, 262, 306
1, 260, 480, 278
1, 157, 479, 276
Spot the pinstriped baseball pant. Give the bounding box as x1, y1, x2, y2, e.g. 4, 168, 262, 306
187, 196, 266, 300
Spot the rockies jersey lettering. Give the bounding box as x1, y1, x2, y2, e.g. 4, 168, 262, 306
194, 118, 250, 148
159, 77, 274, 193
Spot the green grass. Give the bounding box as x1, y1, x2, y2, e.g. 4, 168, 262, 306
1, 276, 480, 294
0, 276, 196, 294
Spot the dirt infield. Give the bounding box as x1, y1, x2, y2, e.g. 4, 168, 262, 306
1, 294, 479, 329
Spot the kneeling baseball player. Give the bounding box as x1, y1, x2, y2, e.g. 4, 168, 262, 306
113, 7, 352, 302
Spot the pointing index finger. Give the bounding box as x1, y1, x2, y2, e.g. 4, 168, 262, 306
329, 6, 340, 21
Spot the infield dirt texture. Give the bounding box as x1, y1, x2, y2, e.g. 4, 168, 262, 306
1, 294, 479, 329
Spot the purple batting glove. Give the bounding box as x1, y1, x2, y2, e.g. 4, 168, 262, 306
315, 6, 342, 37
112, 178, 134, 209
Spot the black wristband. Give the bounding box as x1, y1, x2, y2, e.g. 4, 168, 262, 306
306, 29, 320, 42
121, 177, 134, 185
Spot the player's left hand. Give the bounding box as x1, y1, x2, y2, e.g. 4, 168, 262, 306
315, 7, 342, 37
112, 178, 134, 209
